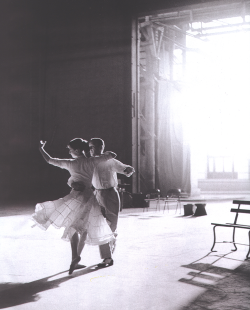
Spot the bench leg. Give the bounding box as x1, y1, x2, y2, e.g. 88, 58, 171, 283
211, 226, 217, 252
232, 227, 237, 251
246, 231, 250, 260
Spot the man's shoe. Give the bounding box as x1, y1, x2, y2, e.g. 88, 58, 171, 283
69, 256, 81, 275
97, 258, 114, 268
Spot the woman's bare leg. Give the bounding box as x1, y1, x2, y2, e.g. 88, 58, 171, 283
69, 231, 87, 275
77, 231, 87, 256
70, 232, 79, 260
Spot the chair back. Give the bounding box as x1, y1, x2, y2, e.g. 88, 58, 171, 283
166, 188, 181, 198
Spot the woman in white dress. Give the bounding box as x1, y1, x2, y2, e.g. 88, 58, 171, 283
32, 138, 116, 274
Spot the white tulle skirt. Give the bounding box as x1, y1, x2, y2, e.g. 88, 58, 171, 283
32, 189, 114, 245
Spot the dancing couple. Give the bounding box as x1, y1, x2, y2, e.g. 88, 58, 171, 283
32, 138, 134, 274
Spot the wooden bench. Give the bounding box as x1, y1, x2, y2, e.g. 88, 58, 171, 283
211, 200, 250, 259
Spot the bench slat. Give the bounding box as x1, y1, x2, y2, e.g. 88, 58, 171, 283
211, 223, 250, 229
230, 208, 250, 214
233, 200, 250, 205
226, 223, 250, 227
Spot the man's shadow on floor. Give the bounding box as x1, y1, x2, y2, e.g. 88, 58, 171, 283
0, 265, 100, 309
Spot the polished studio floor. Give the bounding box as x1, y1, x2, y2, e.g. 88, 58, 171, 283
1, 197, 250, 310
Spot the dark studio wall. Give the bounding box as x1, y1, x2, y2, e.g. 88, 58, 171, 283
0, 0, 133, 202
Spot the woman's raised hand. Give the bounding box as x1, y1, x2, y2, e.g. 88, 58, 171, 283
38, 140, 51, 162
40, 140, 47, 148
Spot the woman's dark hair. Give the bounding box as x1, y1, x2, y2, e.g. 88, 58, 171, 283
68, 138, 90, 154
89, 138, 105, 149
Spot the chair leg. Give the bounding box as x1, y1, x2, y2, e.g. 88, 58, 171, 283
175, 201, 179, 214
156, 199, 160, 211
178, 201, 182, 214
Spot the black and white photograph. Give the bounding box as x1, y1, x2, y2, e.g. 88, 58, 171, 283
1, 0, 250, 309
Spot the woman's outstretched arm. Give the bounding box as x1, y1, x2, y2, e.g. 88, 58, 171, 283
39, 141, 51, 163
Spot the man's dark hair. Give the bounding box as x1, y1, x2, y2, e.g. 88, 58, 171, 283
90, 138, 105, 149
68, 138, 90, 153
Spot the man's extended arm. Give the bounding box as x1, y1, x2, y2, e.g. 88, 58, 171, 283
112, 159, 135, 177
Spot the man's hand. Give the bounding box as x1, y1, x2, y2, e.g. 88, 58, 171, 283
123, 166, 135, 177
71, 182, 85, 192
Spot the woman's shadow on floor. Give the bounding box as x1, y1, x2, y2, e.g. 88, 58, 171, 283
0, 265, 100, 309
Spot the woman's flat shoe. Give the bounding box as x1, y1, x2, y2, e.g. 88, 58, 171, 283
97, 258, 114, 268
75, 263, 86, 270
69, 256, 81, 275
